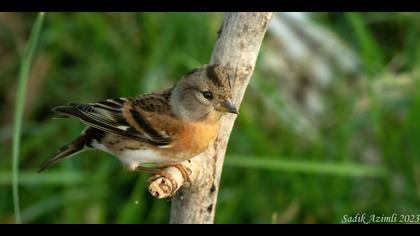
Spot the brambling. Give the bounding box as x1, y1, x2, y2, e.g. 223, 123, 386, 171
39, 64, 238, 180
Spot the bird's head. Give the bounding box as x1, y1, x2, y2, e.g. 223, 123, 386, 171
170, 64, 238, 122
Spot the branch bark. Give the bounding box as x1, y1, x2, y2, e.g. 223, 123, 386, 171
148, 12, 273, 224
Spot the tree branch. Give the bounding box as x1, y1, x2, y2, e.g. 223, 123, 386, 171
148, 12, 273, 224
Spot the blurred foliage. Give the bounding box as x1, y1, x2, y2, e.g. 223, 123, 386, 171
0, 12, 419, 224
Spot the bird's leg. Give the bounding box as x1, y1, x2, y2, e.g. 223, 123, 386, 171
132, 165, 161, 174
135, 165, 176, 187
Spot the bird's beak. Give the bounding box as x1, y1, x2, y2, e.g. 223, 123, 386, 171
216, 100, 238, 114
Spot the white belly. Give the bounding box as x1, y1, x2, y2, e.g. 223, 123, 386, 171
91, 141, 172, 168
118, 149, 172, 166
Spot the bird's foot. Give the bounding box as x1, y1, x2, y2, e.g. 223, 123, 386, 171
171, 163, 192, 186
154, 163, 191, 185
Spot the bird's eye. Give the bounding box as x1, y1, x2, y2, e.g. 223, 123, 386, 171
201, 91, 213, 100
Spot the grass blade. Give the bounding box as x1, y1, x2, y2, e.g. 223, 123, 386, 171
12, 12, 45, 224
225, 156, 386, 178
1, 171, 86, 186
345, 13, 384, 76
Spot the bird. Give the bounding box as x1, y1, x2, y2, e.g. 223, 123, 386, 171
38, 64, 238, 180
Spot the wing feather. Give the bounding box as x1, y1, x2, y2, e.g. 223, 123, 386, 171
52, 91, 172, 146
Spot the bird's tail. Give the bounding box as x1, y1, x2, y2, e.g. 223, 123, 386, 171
38, 133, 88, 173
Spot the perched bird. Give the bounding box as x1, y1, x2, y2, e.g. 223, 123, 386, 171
39, 64, 238, 179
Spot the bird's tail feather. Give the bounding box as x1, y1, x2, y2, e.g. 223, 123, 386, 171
38, 134, 88, 173
51, 105, 82, 118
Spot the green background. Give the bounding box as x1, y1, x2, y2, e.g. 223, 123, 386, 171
0, 13, 419, 223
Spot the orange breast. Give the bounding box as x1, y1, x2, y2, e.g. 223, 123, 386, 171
174, 122, 219, 157
157, 113, 220, 161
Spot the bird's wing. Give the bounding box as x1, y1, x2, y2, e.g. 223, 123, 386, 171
52, 90, 173, 146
